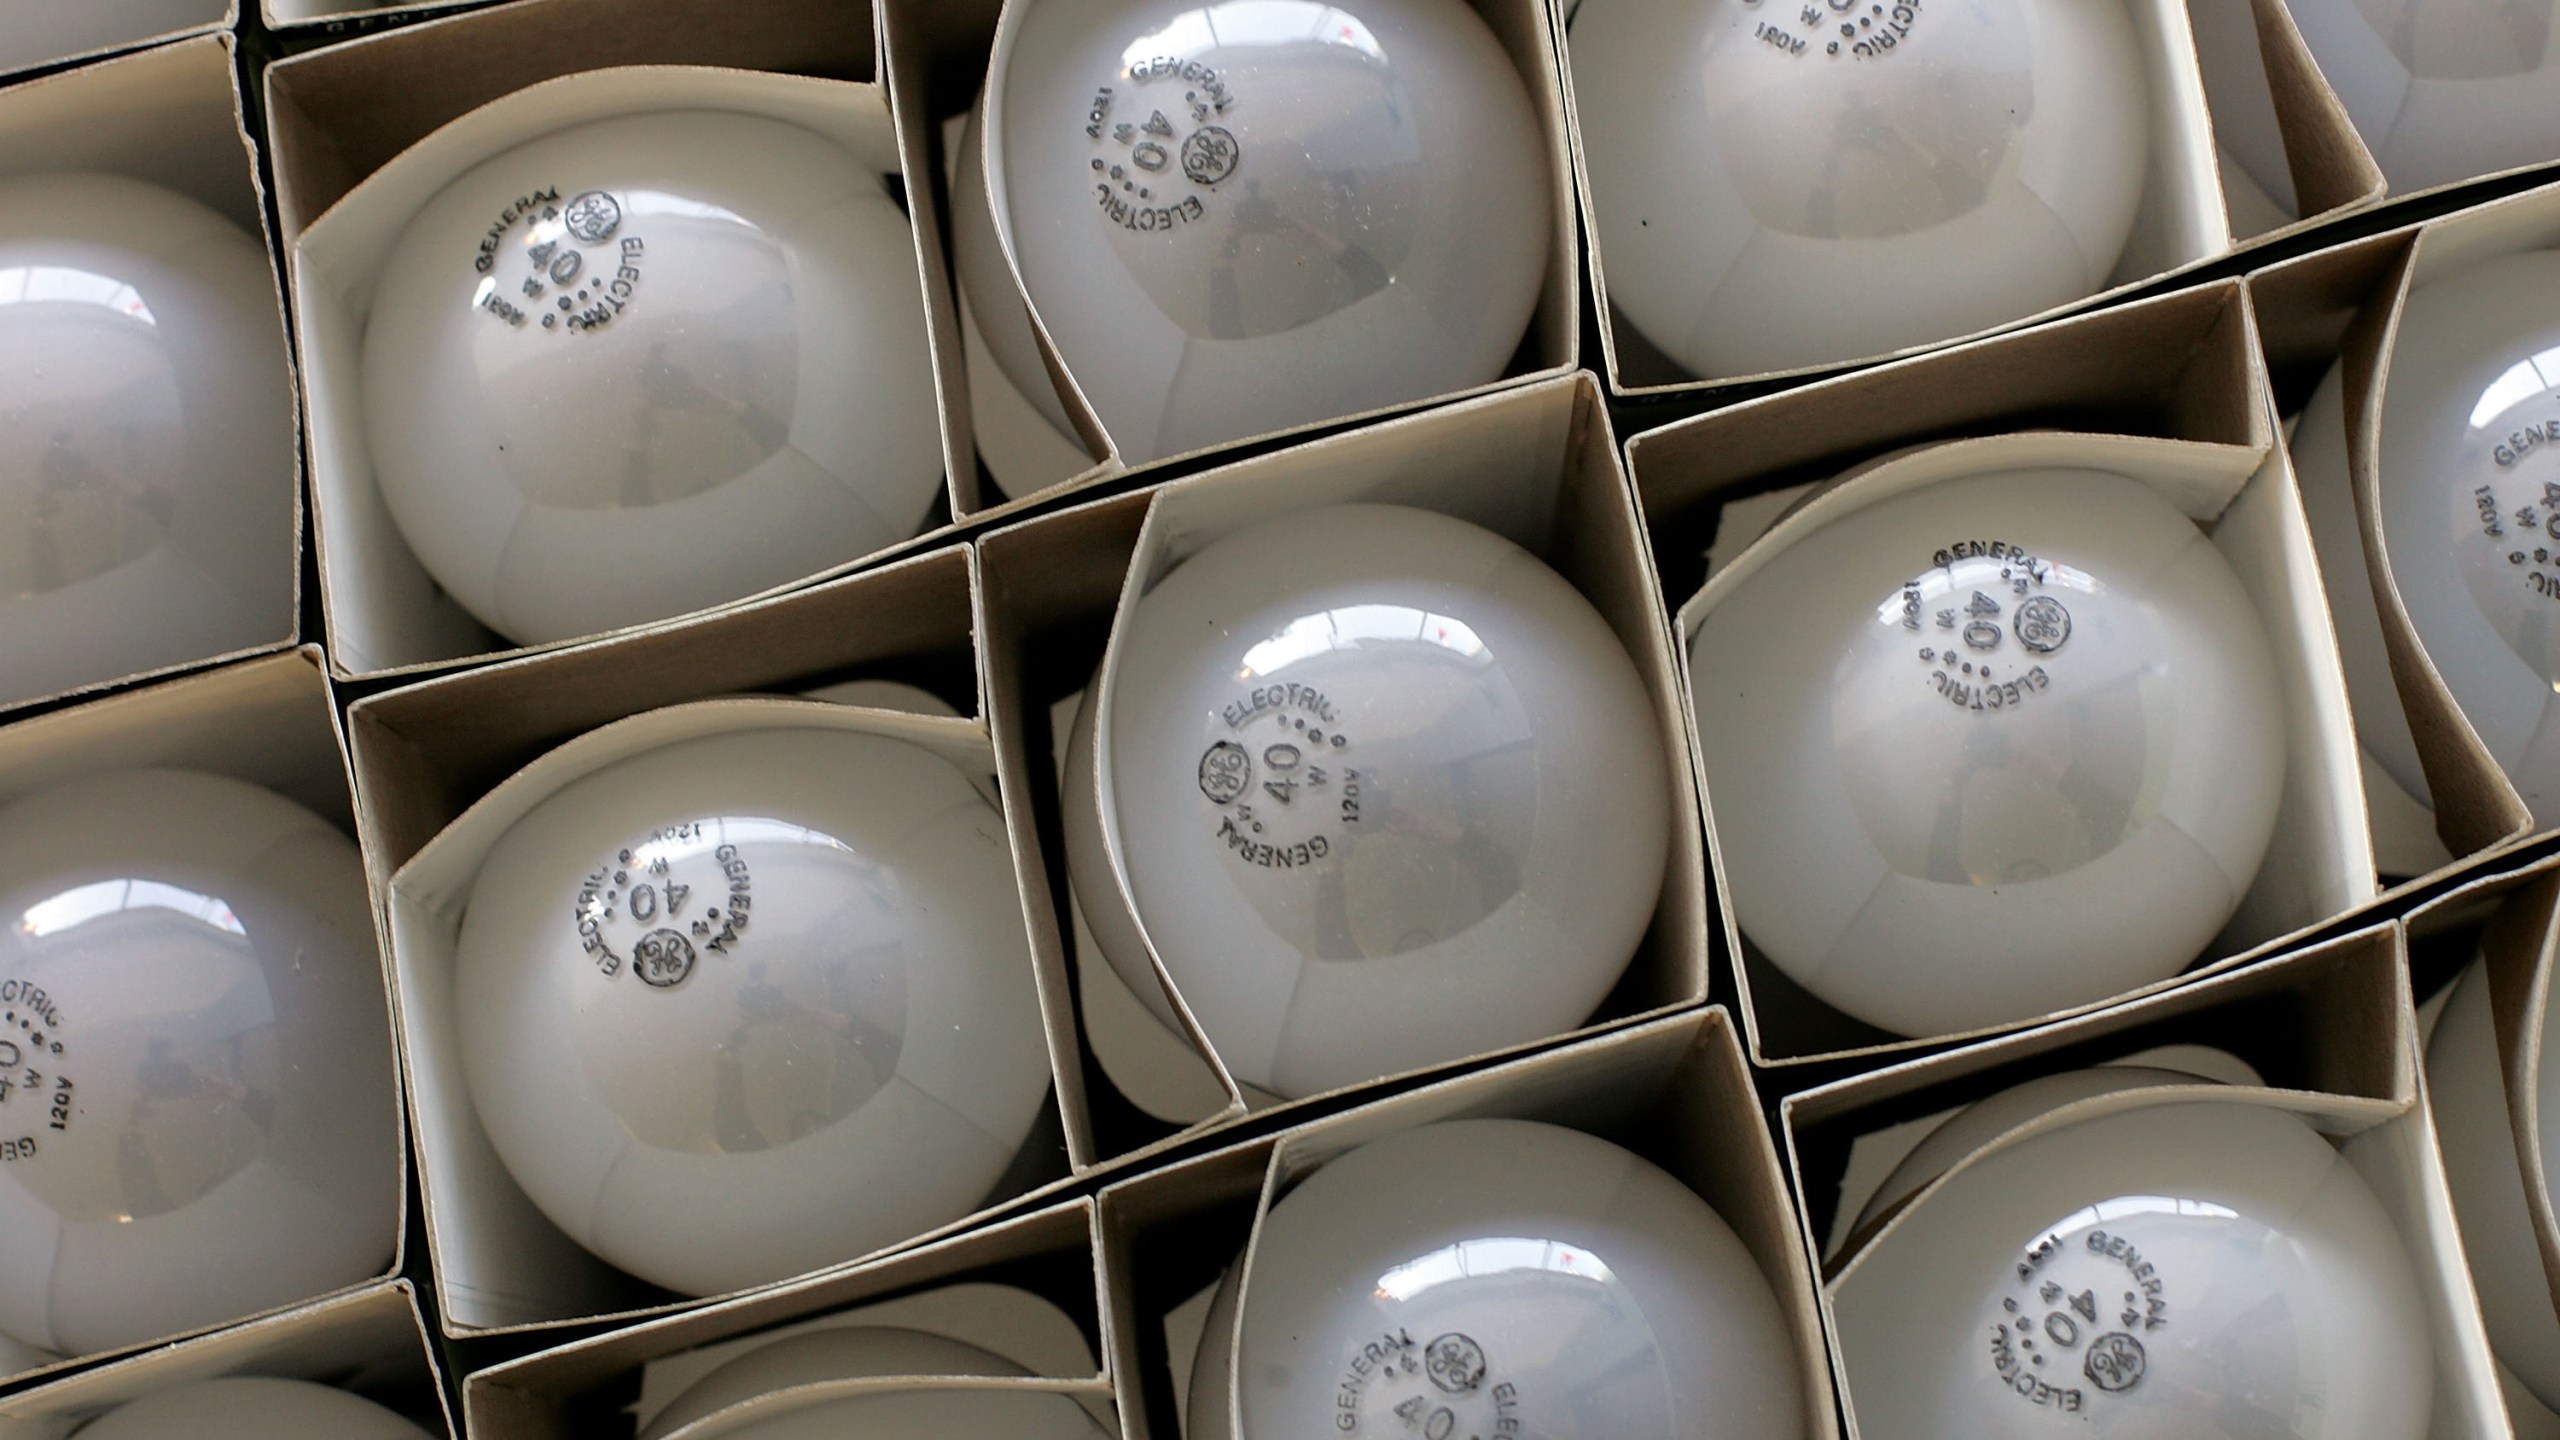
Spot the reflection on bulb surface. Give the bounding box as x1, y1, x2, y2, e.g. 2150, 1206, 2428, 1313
453, 727, 1051, 1297
1067, 504, 1669, 1098
1567, 0, 2148, 379
1690, 467, 2285, 1038
0, 770, 396, 1356
1196, 1119, 1805, 1440
2288, 0, 2560, 191
75, 1376, 434, 1440
1834, 1097, 2432, 1440
640, 1327, 1109, 1440
0, 173, 293, 707
987, 0, 1551, 462
363, 110, 944, 647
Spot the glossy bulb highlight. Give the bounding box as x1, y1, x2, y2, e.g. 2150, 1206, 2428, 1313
2289, 0, 2560, 191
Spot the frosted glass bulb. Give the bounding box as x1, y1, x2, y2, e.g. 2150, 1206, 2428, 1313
2291, 249, 2560, 825
1063, 504, 1670, 1098
1192, 1119, 1806, 1440
0, 772, 396, 1358
951, 96, 1083, 447
1689, 467, 2286, 1038
2425, 957, 2560, 1410
363, 110, 945, 647
452, 726, 1052, 1297
2287, 0, 2560, 191
641, 1327, 1097, 1440
1833, 1096, 2433, 1440
74, 1376, 434, 1439
1566, 0, 2149, 379
985, 0, 1551, 464
798, 679, 960, 716
0, 173, 294, 709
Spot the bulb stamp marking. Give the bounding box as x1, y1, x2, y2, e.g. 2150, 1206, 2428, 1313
473, 185, 646, 333
1082, 51, 1243, 232
1334, 1328, 1519, 1438
572, 822, 752, 989
1898, 540, 2071, 713
1202, 681, 1355, 871
1741, 0, 1928, 60
0, 977, 76, 1162
1991, 1225, 2167, 1412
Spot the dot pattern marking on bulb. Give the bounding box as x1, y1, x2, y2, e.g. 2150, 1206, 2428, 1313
468, 186, 647, 334
1200, 682, 1358, 871
1739, 0, 1931, 62
1082, 54, 1244, 233
0, 977, 75, 1164
570, 822, 753, 989
1332, 1327, 1521, 1439
1990, 1226, 2168, 1414
1898, 539, 2073, 713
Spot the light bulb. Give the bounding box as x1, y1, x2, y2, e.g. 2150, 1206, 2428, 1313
1191, 1118, 1806, 1440
1688, 466, 2286, 1038
640, 1327, 1105, 1440
951, 95, 1084, 448
983, 0, 1551, 464
2425, 957, 2560, 1410
0, 770, 397, 1358
452, 725, 1053, 1297
0, 172, 294, 709
2290, 249, 2560, 825
1832, 1093, 2433, 1440
362, 110, 945, 647
1063, 503, 1670, 1099
73, 1376, 433, 1439
2286, 0, 2560, 192
1566, 0, 2149, 379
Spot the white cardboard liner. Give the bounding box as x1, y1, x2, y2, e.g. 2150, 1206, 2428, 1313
1153, 1009, 1839, 1440
0, 1282, 452, 1440
0, 2, 229, 83
1671, 424, 2375, 1065
1062, 373, 1708, 1139
0, 650, 408, 1387
291, 64, 941, 678
385, 697, 1073, 1334
966, 0, 1580, 490
0, 34, 303, 717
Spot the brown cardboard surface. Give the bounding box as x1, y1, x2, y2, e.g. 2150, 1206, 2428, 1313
0, 2, 229, 84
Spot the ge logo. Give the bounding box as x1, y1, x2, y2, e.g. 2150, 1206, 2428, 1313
1425, 1333, 1487, 1395
631, 929, 697, 988
2014, 596, 2072, 655
1198, 741, 1252, 804
1182, 125, 1241, 185
2083, 1332, 2146, 1393
562, 190, 622, 243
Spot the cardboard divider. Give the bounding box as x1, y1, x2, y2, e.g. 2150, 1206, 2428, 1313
264, 0, 501, 28
1627, 280, 2375, 1067
461, 1198, 1116, 1439
0, 649, 408, 1387
976, 373, 1711, 1174
0, 35, 302, 716
1554, 0, 2383, 400
0, 1283, 452, 1439
0, 2, 230, 84
1780, 921, 2506, 1440
1094, 1009, 1839, 1440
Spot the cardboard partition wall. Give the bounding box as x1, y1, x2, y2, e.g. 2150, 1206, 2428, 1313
0, 35, 302, 715
885, 0, 1579, 506
265, 0, 986, 682
0, 649, 407, 1387
264, 0, 504, 31
1627, 279, 2374, 1068
975, 372, 1710, 1174
1782, 921, 2507, 1440
2247, 180, 2560, 891
0, 1283, 452, 1439
0, 2, 229, 84
1092, 1008, 1838, 1440
462, 1197, 1118, 1439
1552, 0, 2383, 401
344, 545, 1094, 1338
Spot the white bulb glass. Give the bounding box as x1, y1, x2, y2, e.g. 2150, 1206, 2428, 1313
2292, 249, 2560, 825
952, 96, 1084, 448
0, 173, 294, 709
453, 726, 1052, 1297
0, 770, 398, 1358
1566, 0, 2149, 380
1689, 466, 2286, 1038
2287, 0, 2560, 192
73, 1376, 434, 1439
1834, 1095, 2433, 1440
1193, 1118, 1806, 1440
641, 1327, 1105, 1440
363, 110, 945, 647
2425, 957, 2560, 1410
986, 0, 1551, 463
1064, 504, 1670, 1099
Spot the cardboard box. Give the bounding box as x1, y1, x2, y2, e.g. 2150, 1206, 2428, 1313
0, 36, 301, 715
1093, 1007, 1838, 1440
2246, 179, 2560, 894
1782, 920, 2506, 1439
0, 2, 227, 82
893, 0, 1579, 501
461, 1197, 1118, 1438
266, 0, 993, 682
1554, 0, 2383, 401
976, 372, 1709, 1169
1627, 278, 2375, 1067
0, 649, 408, 1386
345, 544, 1097, 1338
0, 1282, 452, 1439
